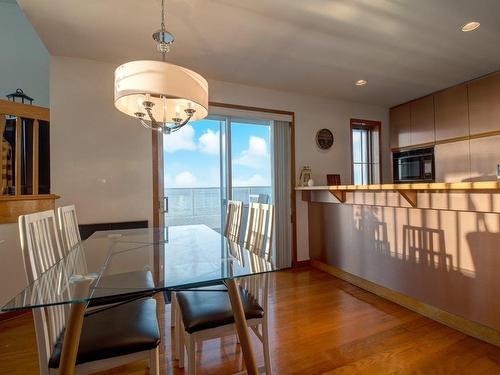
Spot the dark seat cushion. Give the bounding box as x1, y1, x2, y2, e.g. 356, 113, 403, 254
89, 270, 156, 307
49, 298, 160, 368
176, 286, 264, 334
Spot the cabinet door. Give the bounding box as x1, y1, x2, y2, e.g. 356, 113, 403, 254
390, 103, 411, 149
410, 95, 435, 145
470, 135, 500, 180
469, 72, 500, 135
435, 84, 469, 141
435, 141, 470, 182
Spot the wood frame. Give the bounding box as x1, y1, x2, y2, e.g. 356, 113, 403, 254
350, 118, 382, 185
0, 100, 58, 223
151, 102, 298, 266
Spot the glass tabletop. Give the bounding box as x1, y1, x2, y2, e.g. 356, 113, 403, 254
1, 225, 277, 312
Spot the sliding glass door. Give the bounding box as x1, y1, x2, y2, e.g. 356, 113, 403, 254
162, 115, 273, 234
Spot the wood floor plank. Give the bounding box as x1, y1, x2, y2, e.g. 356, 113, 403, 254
0, 268, 499, 375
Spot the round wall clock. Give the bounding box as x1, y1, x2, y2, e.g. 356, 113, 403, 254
316, 128, 334, 150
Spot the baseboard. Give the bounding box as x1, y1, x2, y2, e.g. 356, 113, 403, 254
293, 259, 311, 268
311, 259, 500, 347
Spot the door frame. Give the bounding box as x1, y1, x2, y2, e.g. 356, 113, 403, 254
151, 102, 298, 266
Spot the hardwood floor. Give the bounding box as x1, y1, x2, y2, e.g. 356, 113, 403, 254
1, 268, 499, 374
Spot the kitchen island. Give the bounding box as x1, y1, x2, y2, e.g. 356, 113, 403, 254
297, 182, 500, 345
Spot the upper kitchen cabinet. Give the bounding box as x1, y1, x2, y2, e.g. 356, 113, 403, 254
390, 103, 411, 149
435, 84, 469, 141
468, 72, 500, 135
410, 95, 435, 145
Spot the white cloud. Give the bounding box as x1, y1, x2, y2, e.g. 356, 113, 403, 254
163, 125, 196, 153
233, 173, 270, 187
234, 136, 269, 169
198, 129, 220, 154
174, 171, 198, 187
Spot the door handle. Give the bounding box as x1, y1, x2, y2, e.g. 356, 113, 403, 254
162, 197, 168, 214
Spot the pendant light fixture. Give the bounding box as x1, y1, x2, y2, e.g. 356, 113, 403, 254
114, 0, 208, 134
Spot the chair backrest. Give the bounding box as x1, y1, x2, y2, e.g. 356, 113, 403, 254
57, 204, 82, 254
243, 203, 274, 261
239, 272, 269, 315
19, 210, 70, 374
224, 200, 243, 243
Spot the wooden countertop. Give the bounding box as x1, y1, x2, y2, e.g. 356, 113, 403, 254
296, 182, 500, 207
295, 181, 500, 192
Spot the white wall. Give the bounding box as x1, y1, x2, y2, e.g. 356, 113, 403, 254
208, 80, 389, 261
0, 2, 49, 106
50, 56, 153, 226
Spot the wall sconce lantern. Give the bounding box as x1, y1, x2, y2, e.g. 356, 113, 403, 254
6, 89, 34, 105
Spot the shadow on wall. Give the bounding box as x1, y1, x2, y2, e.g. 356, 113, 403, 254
308, 194, 500, 329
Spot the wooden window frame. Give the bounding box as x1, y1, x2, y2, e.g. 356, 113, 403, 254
350, 118, 382, 185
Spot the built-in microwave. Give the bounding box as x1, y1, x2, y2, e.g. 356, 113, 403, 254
392, 147, 435, 183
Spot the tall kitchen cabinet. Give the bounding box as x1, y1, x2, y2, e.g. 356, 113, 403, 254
434, 83, 469, 141
390, 103, 411, 149
468, 72, 500, 134
468, 73, 500, 179
434, 83, 471, 182
390, 71, 500, 183
390, 96, 435, 149
410, 95, 435, 145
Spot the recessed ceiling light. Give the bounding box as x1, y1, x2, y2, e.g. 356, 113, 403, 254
461, 21, 480, 32
355, 79, 367, 86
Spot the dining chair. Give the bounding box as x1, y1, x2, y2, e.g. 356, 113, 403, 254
57, 204, 82, 254
170, 200, 244, 329
57, 204, 156, 306
19, 210, 161, 375
224, 200, 244, 243
175, 272, 272, 375
243, 202, 274, 261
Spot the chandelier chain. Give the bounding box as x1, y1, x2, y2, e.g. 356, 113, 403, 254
161, 0, 165, 30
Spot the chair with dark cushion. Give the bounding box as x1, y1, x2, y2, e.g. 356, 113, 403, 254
19, 210, 161, 375
48, 299, 160, 372
175, 274, 272, 375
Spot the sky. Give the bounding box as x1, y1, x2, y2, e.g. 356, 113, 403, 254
163, 118, 272, 188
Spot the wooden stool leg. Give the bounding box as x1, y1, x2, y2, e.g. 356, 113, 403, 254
225, 278, 259, 375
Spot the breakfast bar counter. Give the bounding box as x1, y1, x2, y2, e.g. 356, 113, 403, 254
297, 181, 500, 345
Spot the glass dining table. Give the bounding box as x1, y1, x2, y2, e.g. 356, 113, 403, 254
1, 224, 277, 375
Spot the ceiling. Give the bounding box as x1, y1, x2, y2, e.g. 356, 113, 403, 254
17, 0, 500, 107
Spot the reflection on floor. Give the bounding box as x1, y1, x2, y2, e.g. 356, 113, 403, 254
1, 268, 499, 374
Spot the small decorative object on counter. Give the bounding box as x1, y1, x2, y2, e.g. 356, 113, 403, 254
316, 128, 334, 150
299, 166, 312, 187
327, 174, 341, 185
6, 89, 34, 105
307, 178, 315, 187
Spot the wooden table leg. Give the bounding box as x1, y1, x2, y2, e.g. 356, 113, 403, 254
225, 278, 259, 375
59, 276, 92, 375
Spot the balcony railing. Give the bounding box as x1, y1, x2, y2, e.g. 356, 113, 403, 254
164, 186, 272, 231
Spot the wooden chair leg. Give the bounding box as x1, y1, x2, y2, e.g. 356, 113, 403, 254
262, 321, 272, 375
186, 335, 196, 375
170, 292, 176, 328
178, 324, 185, 368
175, 305, 183, 361
149, 347, 159, 375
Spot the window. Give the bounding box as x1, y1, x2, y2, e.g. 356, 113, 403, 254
162, 115, 273, 232
351, 119, 381, 185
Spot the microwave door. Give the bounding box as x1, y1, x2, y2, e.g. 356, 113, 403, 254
398, 156, 421, 181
